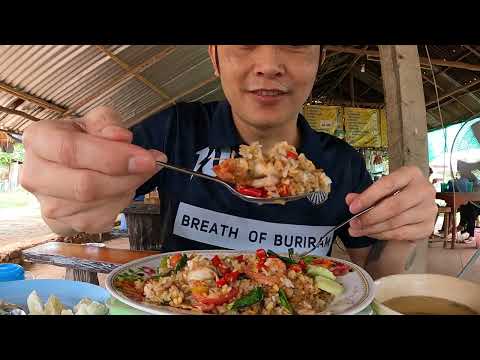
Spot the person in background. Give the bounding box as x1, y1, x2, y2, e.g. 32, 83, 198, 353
456, 161, 479, 243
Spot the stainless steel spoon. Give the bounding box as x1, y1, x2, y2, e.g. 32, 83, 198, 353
156, 161, 329, 206
297, 190, 401, 258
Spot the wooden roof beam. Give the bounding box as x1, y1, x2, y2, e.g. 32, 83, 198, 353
125, 75, 218, 128
0, 81, 67, 114
95, 45, 172, 103
325, 45, 480, 72
321, 46, 368, 97
422, 74, 476, 115
63, 46, 176, 116
0, 105, 41, 122
425, 78, 480, 107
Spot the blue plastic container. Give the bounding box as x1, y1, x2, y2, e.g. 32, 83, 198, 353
0, 263, 25, 282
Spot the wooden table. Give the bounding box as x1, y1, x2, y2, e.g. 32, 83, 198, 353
436, 192, 480, 249
123, 201, 162, 251
23, 242, 158, 284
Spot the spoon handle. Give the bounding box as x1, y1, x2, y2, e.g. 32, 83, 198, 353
156, 161, 227, 186
298, 190, 400, 257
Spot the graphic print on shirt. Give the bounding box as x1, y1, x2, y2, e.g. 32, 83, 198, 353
191, 146, 235, 177
173, 203, 335, 256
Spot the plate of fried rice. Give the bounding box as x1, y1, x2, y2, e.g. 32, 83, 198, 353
213, 141, 331, 199
106, 249, 374, 315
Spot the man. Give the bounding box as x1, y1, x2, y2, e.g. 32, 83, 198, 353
20, 45, 437, 279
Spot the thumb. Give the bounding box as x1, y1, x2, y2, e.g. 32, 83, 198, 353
76, 106, 133, 143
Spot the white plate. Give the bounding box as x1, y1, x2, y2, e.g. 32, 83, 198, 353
105, 250, 375, 315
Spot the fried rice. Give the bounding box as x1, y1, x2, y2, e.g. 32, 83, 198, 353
213, 141, 331, 198
113, 250, 352, 315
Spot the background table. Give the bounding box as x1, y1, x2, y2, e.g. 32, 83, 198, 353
123, 201, 162, 251
436, 192, 480, 248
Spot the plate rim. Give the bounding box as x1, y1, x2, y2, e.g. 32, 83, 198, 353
105, 250, 375, 315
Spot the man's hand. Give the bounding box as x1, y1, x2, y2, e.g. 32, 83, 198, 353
21, 106, 167, 235
346, 166, 437, 241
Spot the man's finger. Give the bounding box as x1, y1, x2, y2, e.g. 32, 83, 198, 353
345, 193, 359, 207
75, 106, 132, 142
27, 124, 165, 175
359, 222, 433, 242
36, 193, 118, 219
350, 186, 424, 229
54, 196, 132, 234
22, 152, 158, 202
348, 204, 432, 237
349, 166, 422, 213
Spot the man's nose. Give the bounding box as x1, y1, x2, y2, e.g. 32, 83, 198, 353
253, 46, 285, 79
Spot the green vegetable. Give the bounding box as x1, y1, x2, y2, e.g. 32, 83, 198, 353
306, 265, 336, 280
315, 276, 344, 296
278, 289, 294, 314
267, 250, 296, 265
301, 255, 317, 264
231, 287, 264, 310
174, 254, 188, 272
159, 256, 168, 270
151, 270, 173, 280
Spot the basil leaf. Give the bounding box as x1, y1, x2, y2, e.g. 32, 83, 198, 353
231, 287, 264, 310
278, 288, 294, 314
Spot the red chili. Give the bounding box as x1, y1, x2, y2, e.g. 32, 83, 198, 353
298, 260, 307, 271
211, 255, 230, 275
216, 270, 240, 287
211, 255, 222, 267
216, 277, 227, 287
236, 185, 268, 198
256, 249, 267, 259
287, 151, 298, 159
257, 258, 267, 271
235, 255, 244, 262
225, 271, 240, 282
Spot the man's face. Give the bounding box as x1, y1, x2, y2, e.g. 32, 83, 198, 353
209, 45, 320, 129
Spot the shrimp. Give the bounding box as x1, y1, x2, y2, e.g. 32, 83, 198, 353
213, 158, 249, 183
245, 257, 287, 286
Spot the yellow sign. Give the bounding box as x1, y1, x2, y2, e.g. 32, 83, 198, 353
303, 105, 343, 136
344, 107, 381, 148
380, 109, 388, 148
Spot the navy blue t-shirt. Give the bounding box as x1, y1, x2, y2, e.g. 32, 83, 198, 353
132, 101, 376, 255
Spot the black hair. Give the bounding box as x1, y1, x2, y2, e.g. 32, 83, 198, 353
214, 45, 220, 75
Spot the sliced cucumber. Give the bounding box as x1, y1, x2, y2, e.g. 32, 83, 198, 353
315, 276, 344, 296
306, 265, 336, 280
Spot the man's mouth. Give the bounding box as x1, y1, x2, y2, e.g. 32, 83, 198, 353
250, 89, 288, 97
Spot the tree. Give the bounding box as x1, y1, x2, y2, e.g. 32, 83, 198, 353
0, 143, 24, 166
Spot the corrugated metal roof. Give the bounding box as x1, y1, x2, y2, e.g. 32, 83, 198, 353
0, 45, 223, 133
1, 45, 480, 135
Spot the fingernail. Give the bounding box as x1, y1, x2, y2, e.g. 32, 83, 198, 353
350, 218, 362, 229
128, 155, 153, 173
349, 200, 361, 213
349, 227, 362, 237
101, 125, 121, 137
149, 149, 167, 163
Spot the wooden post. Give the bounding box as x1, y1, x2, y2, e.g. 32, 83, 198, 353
379, 45, 429, 273
123, 202, 163, 251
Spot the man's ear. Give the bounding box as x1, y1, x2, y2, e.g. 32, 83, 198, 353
208, 45, 220, 77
